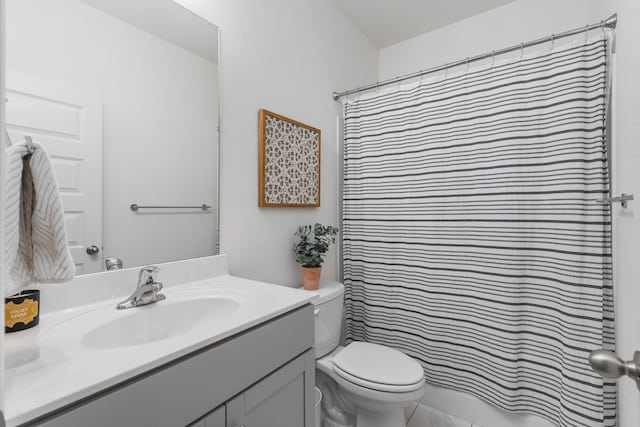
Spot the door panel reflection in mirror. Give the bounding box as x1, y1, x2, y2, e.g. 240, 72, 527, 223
5, 0, 219, 273
6, 71, 103, 274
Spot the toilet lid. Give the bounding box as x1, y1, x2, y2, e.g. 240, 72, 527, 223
332, 342, 425, 390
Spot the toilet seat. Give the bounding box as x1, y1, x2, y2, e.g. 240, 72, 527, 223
332, 364, 425, 393
332, 342, 425, 393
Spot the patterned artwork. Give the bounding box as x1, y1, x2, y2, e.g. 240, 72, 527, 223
259, 109, 321, 207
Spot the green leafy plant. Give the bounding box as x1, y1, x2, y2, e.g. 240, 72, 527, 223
292, 223, 339, 268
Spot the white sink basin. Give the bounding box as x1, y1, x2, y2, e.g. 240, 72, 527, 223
81, 297, 239, 349
38, 292, 242, 350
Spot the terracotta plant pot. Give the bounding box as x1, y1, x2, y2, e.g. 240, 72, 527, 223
301, 266, 322, 290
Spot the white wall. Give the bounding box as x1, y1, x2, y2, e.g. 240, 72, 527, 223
588, 1, 640, 426
380, 0, 590, 81
5, 0, 218, 269
379, 1, 636, 427
174, 0, 378, 286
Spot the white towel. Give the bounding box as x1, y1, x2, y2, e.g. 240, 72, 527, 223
4, 140, 75, 296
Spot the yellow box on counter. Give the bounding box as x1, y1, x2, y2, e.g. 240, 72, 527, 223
5, 290, 40, 333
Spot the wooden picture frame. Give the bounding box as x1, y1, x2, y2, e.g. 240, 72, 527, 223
258, 109, 321, 207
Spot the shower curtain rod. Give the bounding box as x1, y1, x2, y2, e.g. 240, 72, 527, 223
332, 13, 617, 101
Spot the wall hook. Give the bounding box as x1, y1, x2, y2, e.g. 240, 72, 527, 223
597, 193, 634, 208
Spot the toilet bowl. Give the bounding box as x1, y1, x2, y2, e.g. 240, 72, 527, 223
309, 281, 425, 427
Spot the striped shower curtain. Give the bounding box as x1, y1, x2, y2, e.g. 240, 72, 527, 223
342, 38, 614, 427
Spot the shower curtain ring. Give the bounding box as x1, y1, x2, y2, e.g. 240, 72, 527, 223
584, 24, 589, 43
491, 50, 495, 68
601, 20, 606, 38
550, 34, 555, 51
520, 43, 524, 60
465, 57, 470, 73
443, 62, 448, 81
348, 87, 360, 104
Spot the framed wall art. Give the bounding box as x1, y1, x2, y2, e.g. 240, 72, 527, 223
258, 109, 321, 207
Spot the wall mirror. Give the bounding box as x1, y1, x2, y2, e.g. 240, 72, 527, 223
4, 0, 219, 274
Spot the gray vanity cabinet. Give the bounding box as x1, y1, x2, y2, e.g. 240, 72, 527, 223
226, 349, 315, 427
204, 407, 225, 427
28, 305, 315, 427
189, 349, 315, 427
190, 406, 225, 427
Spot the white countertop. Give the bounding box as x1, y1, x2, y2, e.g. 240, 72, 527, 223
4, 257, 315, 426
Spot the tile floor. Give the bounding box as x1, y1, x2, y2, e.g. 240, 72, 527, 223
405, 403, 478, 427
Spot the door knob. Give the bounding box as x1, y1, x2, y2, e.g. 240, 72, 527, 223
86, 245, 100, 255
589, 349, 640, 390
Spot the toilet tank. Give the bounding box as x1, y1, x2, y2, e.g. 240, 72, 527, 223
310, 281, 344, 358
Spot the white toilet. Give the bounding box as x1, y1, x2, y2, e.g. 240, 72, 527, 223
310, 281, 425, 427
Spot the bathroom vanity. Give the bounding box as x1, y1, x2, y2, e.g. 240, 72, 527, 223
4, 256, 316, 427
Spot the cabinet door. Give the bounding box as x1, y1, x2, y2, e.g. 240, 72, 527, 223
226, 350, 315, 427
188, 405, 225, 427
204, 406, 225, 427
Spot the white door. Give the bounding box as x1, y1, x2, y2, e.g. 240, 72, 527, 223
5, 70, 103, 274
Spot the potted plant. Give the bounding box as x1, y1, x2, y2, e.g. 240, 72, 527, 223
293, 223, 339, 290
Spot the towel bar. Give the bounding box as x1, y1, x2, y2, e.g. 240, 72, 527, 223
130, 204, 211, 212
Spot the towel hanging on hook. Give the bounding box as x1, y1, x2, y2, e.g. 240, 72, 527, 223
4, 137, 75, 296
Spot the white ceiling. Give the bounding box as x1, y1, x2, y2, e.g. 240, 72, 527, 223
333, 0, 517, 48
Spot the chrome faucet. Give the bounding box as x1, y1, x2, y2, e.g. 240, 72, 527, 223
116, 266, 166, 309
